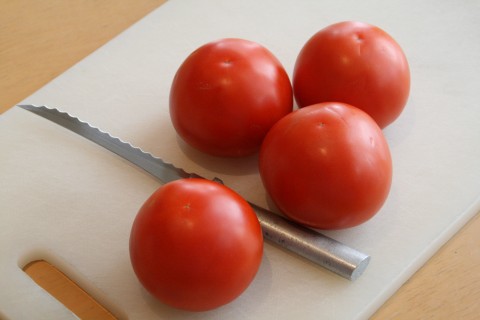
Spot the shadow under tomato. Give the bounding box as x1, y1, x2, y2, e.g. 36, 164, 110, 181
176, 135, 260, 177
140, 253, 273, 319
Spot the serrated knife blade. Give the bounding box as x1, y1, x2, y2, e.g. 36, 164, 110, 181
18, 104, 370, 280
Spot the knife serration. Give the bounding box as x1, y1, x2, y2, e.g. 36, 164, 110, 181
18, 104, 370, 280
18, 104, 197, 183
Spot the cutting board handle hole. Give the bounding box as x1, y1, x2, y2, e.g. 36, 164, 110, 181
22, 259, 123, 320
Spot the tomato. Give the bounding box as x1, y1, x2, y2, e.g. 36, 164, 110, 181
293, 21, 410, 128
259, 102, 392, 229
169, 38, 293, 157
129, 178, 263, 311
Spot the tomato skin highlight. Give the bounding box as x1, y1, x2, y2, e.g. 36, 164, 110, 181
170, 38, 293, 157
259, 102, 392, 229
129, 178, 263, 311
293, 21, 410, 128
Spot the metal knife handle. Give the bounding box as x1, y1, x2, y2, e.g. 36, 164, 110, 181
250, 202, 370, 281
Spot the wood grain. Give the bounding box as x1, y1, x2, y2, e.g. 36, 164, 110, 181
1, 1, 479, 319
372, 213, 480, 319
23, 260, 116, 320
0, 0, 166, 113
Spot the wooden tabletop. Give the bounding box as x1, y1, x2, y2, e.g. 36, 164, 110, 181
1, 1, 479, 319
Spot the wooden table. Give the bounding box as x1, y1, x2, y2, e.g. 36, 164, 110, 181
1, 1, 479, 319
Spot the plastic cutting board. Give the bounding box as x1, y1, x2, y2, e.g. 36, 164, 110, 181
1, 0, 480, 319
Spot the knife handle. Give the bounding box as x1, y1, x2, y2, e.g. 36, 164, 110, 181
249, 202, 370, 281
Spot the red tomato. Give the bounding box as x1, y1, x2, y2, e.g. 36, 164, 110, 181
170, 38, 293, 157
293, 21, 410, 128
259, 102, 392, 229
129, 178, 263, 311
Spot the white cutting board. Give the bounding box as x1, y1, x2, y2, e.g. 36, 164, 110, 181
1, 0, 480, 319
